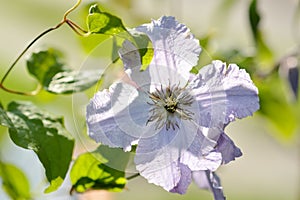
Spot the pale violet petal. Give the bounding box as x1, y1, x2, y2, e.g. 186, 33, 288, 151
125, 66, 152, 92
86, 82, 150, 151
189, 60, 259, 128
135, 16, 201, 89
135, 119, 220, 191
135, 120, 199, 191
118, 16, 201, 92
169, 164, 192, 194
135, 148, 181, 191
118, 36, 153, 92
118, 40, 141, 70
179, 127, 222, 171
118, 40, 153, 91
193, 170, 225, 200
180, 150, 222, 172
216, 132, 242, 164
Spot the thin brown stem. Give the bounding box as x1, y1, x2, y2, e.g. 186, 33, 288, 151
66, 20, 90, 37
0, 24, 63, 96
0, 84, 42, 96
63, 0, 82, 21
126, 173, 140, 180
0, 25, 61, 86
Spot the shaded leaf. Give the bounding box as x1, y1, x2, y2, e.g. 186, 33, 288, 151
249, 0, 260, 40
0, 162, 31, 200
0, 103, 14, 128
27, 48, 100, 94
27, 48, 65, 87
70, 145, 130, 193
2, 101, 74, 193
140, 48, 154, 71
47, 70, 102, 94
87, 4, 127, 35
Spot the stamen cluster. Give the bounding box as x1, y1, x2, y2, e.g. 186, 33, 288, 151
147, 84, 194, 130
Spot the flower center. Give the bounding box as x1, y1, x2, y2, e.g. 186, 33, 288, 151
164, 96, 178, 113
146, 84, 194, 130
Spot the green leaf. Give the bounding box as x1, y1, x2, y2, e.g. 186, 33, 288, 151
0, 162, 31, 200
140, 48, 154, 71
248, 0, 274, 71
70, 145, 130, 193
85, 5, 154, 69
256, 33, 274, 70
3, 101, 74, 193
27, 48, 65, 87
257, 73, 299, 141
47, 70, 102, 94
87, 4, 127, 35
26, 48, 101, 94
249, 0, 260, 40
112, 35, 122, 63
0, 103, 14, 128
129, 30, 154, 69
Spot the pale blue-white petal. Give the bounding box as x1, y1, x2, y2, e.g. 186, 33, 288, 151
169, 163, 192, 194
135, 16, 201, 90
135, 145, 181, 191
216, 132, 242, 164
134, 119, 220, 191
134, 119, 199, 191
86, 82, 150, 151
193, 170, 225, 200
118, 40, 142, 70
135, 16, 201, 70
179, 126, 222, 171
118, 40, 153, 92
189, 60, 259, 128
180, 150, 222, 172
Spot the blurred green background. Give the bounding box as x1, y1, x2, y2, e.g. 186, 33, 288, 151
0, 0, 299, 199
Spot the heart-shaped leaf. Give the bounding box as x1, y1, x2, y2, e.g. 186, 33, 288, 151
27, 48, 101, 94
0, 101, 74, 193
87, 4, 127, 35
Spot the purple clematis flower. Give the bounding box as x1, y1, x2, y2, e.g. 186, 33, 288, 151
86, 16, 259, 196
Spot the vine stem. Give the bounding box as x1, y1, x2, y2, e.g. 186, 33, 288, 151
126, 173, 140, 180
63, 0, 82, 21
0, 0, 86, 96
0, 25, 61, 95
